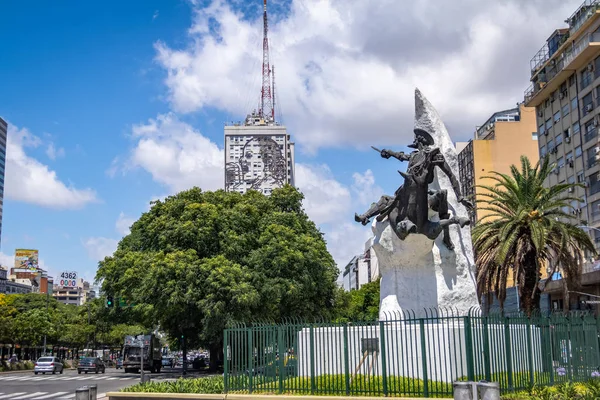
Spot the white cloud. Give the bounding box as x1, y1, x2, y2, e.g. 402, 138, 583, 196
82, 237, 118, 262
115, 212, 136, 236
45, 143, 65, 160
5, 123, 97, 209
127, 113, 224, 192
0, 251, 14, 268
154, 0, 579, 151
295, 164, 380, 267
295, 164, 350, 225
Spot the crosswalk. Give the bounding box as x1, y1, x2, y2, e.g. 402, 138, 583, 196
0, 392, 106, 399
0, 375, 133, 382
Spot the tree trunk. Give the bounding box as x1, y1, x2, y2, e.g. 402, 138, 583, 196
519, 252, 541, 316
209, 341, 222, 372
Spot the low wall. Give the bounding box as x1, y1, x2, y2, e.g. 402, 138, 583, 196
295, 321, 543, 383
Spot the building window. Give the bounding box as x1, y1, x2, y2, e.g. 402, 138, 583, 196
545, 119, 552, 130
566, 151, 573, 163
553, 111, 561, 123
572, 97, 578, 111
555, 133, 563, 146
576, 146, 583, 158
539, 124, 546, 135
562, 103, 570, 117
585, 120, 598, 143
557, 156, 565, 168
587, 147, 598, 169
564, 128, 571, 142
583, 92, 594, 115
578, 171, 585, 183
540, 145, 546, 157
590, 173, 600, 195
582, 68, 593, 89
569, 74, 576, 87
574, 122, 580, 135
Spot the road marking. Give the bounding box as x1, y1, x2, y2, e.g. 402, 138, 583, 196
57, 395, 76, 399
32, 393, 68, 400
0, 394, 26, 399
11, 393, 48, 399
106, 377, 119, 380
92, 376, 108, 380
119, 377, 130, 380
97, 394, 106, 400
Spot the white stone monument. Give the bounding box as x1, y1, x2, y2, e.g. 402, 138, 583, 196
375, 89, 479, 319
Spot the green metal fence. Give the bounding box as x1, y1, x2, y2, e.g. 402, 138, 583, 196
223, 309, 600, 397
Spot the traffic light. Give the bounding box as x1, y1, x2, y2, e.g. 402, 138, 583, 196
107, 296, 113, 308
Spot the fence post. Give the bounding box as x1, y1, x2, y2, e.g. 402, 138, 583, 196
379, 320, 388, 397
223, 329, 229, 394
419, 319, 429, 398
343, 324, 351, 396
309, 326, 316, 395
278, 326, 284, 394
248, 328, 253, 394
463, 316, 475, 382
504, 317, 514, 390
482, 316, 492, 382
526, 318, 534, 388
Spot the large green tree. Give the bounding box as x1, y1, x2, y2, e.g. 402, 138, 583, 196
473, 156, 596, 314
96, 185, 338, 369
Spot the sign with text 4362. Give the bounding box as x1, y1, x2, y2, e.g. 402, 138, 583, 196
59, 271, 78, 288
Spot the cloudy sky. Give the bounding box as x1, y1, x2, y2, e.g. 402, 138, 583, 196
0, 0, 581, 282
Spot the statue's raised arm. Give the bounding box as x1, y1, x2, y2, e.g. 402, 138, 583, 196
435, 154, 473, 210
371, 146, 411, 162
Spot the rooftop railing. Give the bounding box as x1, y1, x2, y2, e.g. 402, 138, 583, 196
525, 32, 600, 104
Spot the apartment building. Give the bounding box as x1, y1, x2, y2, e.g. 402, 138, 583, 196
524, 1, 600, 313
341, 238, 380, 291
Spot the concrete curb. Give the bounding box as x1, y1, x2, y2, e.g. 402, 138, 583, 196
105, 394, 452, 400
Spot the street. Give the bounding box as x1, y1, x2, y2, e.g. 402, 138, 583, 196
0, 368, 184, 399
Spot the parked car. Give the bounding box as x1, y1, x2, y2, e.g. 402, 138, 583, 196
116, 357, 123, 369
77, 357, 106, 374
34, 356, 64, 375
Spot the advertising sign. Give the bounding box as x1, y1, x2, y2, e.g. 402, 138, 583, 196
14, 249, 39, 271
58, 271, 78, 288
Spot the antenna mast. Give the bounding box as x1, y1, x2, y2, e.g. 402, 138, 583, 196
260, 0, 274, 122
272, 65, 276, 122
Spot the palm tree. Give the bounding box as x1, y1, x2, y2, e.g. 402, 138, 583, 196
472, 155, 596, 315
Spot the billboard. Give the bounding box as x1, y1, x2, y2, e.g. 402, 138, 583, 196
58, 271, 78, 288
14, 249, 39, 271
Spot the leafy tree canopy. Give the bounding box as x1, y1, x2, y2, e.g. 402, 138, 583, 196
96, 186, 339, 354
473, 156, 597, 314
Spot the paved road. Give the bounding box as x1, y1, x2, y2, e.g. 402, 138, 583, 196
0, 368, 182, 399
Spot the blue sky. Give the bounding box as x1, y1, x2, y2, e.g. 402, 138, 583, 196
0, 0, 579, 282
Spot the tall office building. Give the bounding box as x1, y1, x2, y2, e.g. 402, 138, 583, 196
0, 118, 6, 248
524, 2, 600, 312
224, 116, 295, 194
224, 0, 295, 194
456, 104, 539, 224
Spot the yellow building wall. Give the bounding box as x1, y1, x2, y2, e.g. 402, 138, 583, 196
472, 105, 542, 285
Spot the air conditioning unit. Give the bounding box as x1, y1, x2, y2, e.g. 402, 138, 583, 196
560, 92, 566, 99
586, 104, 594, 112
566, 136, 571, 143
554, 168, 560, 175
584, 181, 590, 187
569, 187, 575, 193
538, 110, 544, 117
544, 130, 549, 136
588, 63, 595, 72
569, 160, 574, 167
552, 146, 559, 154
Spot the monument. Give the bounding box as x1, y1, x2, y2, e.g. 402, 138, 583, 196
355, 89, 479, 319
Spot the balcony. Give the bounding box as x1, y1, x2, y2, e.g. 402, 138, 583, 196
525, 31, 600, 107
588, 155, 598, 168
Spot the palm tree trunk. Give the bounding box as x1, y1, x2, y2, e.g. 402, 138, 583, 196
519, 251, 541, 315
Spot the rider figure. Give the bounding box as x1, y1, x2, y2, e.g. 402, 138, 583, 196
354, 128, 472, 250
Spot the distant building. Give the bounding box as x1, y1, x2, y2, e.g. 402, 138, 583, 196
0, 266, 6, 294
52, 278, 93, 306
0, 119, 6, 248
5, 275, 33, 294
341, 238, 380, 291
456, 104, 540, 224
224, 112, 295, 195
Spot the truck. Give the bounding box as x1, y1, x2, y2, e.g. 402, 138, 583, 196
122, 334, 162, 373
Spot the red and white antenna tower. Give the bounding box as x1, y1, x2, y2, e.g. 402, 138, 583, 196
260, 0, 275, 121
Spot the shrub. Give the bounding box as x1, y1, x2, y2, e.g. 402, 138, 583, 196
123, 376, 225, 394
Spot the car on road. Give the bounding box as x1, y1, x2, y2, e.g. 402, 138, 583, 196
116, 357, 123, 369
77, 357, 106, 374
34, 356, 64, 375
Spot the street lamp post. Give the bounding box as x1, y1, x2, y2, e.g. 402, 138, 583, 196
42, 289, 49, 356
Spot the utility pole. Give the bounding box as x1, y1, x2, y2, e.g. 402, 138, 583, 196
139, 334, 145, 383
